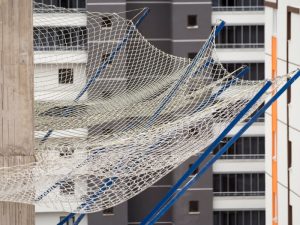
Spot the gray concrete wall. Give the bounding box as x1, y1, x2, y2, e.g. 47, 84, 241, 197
86, 1, 213, 225
88, 203, 128, 225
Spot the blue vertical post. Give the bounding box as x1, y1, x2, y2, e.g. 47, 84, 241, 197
146, 21, 225, 128
142, 70, 300, 225
141, 80, 272, 225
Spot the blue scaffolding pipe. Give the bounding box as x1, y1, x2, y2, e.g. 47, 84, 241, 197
145, 67, 249, 153
194, 66, 249, 112
74, 7, 150, 102
57, 213, 76, 225
73, 214, 86, 225
58, 177, 117, 225
140, 80, 272, 225
40, 8, 150, 144
142, 70, 300, 225
146, 21, 225, 128
61, 66, 248, 225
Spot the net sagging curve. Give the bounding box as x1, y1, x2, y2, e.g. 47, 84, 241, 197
0, 2, 286, 213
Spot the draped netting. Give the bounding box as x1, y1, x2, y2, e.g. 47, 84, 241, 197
0, 2, 288, 213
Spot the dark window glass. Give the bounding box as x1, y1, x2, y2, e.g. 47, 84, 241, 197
189, 201, 199, 213
103, 207, 114, 215
101, 16, 113, 28
189, 164, 199, 175
102, 53, 113, 64
187, 15, 198, 27
188, 52, 198, 59
59, 68, 74, 84
213, 174, 221, 192
78, 0, 86, 8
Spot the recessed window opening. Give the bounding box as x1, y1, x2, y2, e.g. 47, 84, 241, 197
187, 15, 198, 28
189, 164, 199, 175
188, 52, 198, 59
189, 201, 200, 214
103, 207, 114, 216
59, 68, 74, 84
101, 16, 113, 28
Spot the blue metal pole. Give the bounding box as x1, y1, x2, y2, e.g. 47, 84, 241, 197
73, 214, 86, 225
141, 79, 272, 225
194, 66, 249, 112
146, 21, 225, 128
36, 8, 150, 204
60, 177, 116, 225
35, 147, 107, 201
57, 213, 76, 225
74, 8, 150, 102
143, 70, 300, 225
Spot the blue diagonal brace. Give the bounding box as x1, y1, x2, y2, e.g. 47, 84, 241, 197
145, 67, 249, 152
146, 20, 225, 128
142, 70, 300, 225
141, 79, 272, 225
194, 66, 249, 112
74, 8, 150, 102
58, 177, 117, 225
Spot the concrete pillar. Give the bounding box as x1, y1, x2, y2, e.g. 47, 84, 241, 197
0, 0, 35, 224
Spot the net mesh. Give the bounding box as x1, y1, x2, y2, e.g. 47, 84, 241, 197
0, 2, 288, 213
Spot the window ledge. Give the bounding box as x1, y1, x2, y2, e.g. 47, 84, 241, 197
187, 26, 199, 29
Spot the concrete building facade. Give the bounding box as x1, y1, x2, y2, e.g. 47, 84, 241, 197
33, 1, 268, 225
265, 1, 300, 225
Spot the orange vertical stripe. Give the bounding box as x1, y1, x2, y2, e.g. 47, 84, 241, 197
271, 36, 278, 225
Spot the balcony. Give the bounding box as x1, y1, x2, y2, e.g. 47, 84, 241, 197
212, 6, 264, 11
214, 191, 265, 196
216, 43, 264, 49
218, 154, 265, 160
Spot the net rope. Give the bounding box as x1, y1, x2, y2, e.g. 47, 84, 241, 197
0, 2, 290, 213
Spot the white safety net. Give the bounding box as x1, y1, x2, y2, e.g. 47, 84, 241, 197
0, 2, 288, 213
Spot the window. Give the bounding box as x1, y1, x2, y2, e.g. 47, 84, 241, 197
212, 0, 264, 11
59, 145, 75, 157
189, 164, 199, 175
60, 179, 75, 195
60, 216, 75, 225
59, 69, 74, 84
214, 210, 265, 225
189, 201, 200, 214
187, 15, 198, 28
213, 173, 265, 196
39, 105, 86, 117
213, 136, 265, 159
188, 52, 197, 59
101, 53, 113, 65
216, 25, 264, 48
101, 16, 113, 28
35, 0, 86, 9
34, 27, 87, 51
103, 207, 114, 216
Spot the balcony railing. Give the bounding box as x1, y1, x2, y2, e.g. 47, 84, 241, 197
218, 154, 265, 160
34, 45, 87, 51
212, 6, 264, 11
214, 191, 265, 196
216, 43, 264, 48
